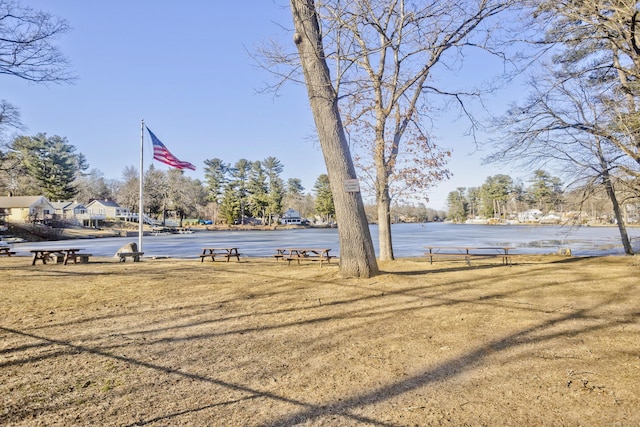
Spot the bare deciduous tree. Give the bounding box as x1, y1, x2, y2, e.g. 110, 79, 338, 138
117, 166, 140, 213
491, 71, 637, 253
0, 0, 72, 83
0, 0, 74, 188
290, 0, 378, 278
532, 0, 640, 171
489, 0, 640, 254
270, 0, 525, 260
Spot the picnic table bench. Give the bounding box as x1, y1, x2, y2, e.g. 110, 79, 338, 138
199, 247, 241, 262
64, 250, 93, 264
424, 246, 516, 266
117, 251, 144, 262
0, 246, 16, 257
274, 248, 332, 267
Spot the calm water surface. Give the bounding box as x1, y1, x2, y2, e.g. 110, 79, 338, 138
9, 223, 640, 258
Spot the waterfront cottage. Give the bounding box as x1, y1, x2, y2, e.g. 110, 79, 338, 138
281, 208, 303, 225
85, 199, 132, 223
0, 195, 56, 223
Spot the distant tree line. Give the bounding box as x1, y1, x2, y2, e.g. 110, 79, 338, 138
200, 156, 334, 225
446, 170, 639, 225
0, 133, 340, 226
446, 171, 562, 222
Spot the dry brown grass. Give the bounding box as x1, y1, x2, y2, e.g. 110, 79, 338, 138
1, 255, 639, 426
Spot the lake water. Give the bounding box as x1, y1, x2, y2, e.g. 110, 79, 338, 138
8, 223, 640, 259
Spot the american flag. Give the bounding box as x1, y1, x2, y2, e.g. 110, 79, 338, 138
146, 127, 196, 171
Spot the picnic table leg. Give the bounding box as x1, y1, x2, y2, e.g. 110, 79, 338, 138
503, 254, 512, 266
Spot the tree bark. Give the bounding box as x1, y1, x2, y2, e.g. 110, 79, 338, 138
376, 173, 394, 261
290, 0, 379, 278
604, 177, 633, 255
597, 143, 634, 255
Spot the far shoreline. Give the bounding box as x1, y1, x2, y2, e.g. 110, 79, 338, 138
2, 220, 635, 244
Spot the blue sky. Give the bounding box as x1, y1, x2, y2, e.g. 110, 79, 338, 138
2, 1, 519, 210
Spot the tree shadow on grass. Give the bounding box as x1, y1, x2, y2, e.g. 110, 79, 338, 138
3, 298, 637, 426
1, 257, 637, 425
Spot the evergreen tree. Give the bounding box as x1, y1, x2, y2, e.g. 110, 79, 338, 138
247, 160, 269, 222
11, 133, 88, 200
313, 174, 335, 222
286, 178, 305, 197
203, 158, 228, 204
480, 175, 513, 219
446, 188, 468, 223
263, 156, 285, 225
528, 170, 564, 212
219, 183, 240, 225
230, 159, 251, 224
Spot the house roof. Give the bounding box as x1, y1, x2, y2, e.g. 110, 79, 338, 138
0, 196, 53, 209
282, 208, 301, 218
86, 199, 122, 208
50, 201, 73, 210
67, 202, 86, 210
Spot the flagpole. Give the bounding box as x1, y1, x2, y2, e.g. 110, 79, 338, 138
139, 119, 144, 253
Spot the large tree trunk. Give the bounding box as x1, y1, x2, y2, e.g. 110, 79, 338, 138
290, 0, 379, 278
374, 129, 394, 260
597, 141, 633, 255
376, 178, 394, 261
603, 171, 634, 255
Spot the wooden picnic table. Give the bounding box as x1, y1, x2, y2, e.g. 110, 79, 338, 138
1, 247, 16, 257
30, 248, 90, 265
200, 247, 241, 262
274, 248, 332, 267
0, 246, 16, 257
424, 246, 516, 266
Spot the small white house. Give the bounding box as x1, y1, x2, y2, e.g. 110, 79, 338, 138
67, 202, 88, 218
86, 199, 131, 220
281, 208, 303, 225
518, 209, 543, 223
50, 201, 73, 219
49, 201, 89, 225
